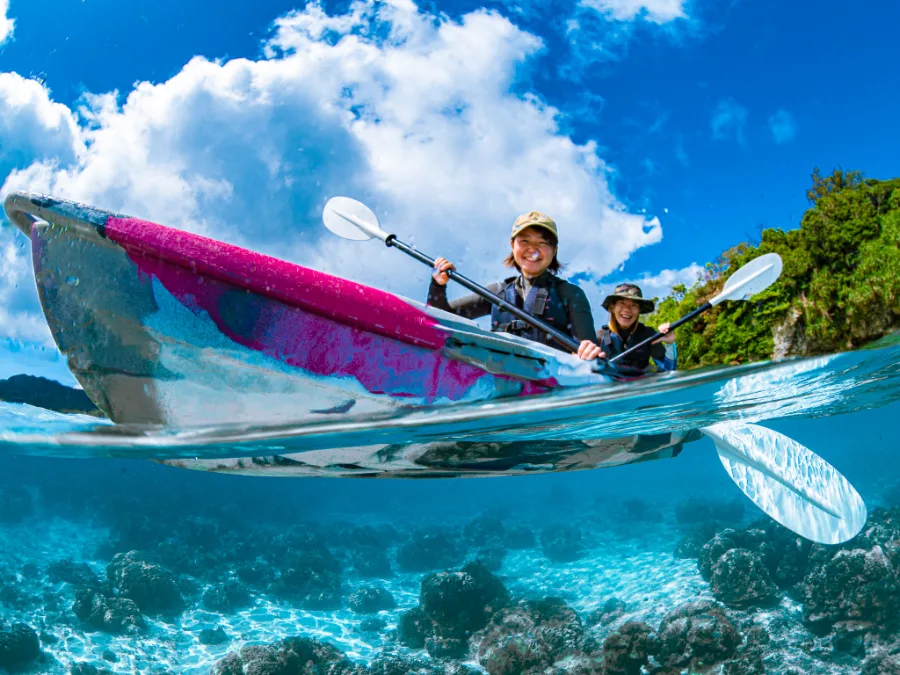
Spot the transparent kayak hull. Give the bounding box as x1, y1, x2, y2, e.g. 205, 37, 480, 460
4, 192, 609, 426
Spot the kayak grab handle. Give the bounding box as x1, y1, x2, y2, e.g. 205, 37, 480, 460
3, 192, 118, 241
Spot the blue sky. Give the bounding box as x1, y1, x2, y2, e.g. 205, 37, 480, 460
1, 0, 899, 351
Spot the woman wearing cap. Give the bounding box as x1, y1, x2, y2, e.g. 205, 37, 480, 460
598, 283, 676, 375
426, 211, 605, 361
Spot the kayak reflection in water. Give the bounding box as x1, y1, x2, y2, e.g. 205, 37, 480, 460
598, 283, 677, 375
425, 211, 606, 361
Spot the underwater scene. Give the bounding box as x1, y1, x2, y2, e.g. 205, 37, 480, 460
1, 337, 900, 675
2, 0, 900, 673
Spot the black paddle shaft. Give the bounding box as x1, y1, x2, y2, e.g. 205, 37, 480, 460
384, 235, 583, 353
609, 301, 712, 364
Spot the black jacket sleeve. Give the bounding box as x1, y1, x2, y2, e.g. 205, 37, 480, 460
426, 278, 503, 321
563, 285, 598, 343
649, 340, 667, 361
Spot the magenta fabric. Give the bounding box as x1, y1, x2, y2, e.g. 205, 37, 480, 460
105, 216, 446, 350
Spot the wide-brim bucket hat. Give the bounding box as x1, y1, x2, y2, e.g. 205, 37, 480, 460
602, 283, 655, 314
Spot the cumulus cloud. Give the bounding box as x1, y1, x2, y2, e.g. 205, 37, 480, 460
1, 0, 664, 343
710, 97, 748, 148
0, 73, 85, 344
768, 108, 796, 144
0, 74, 84, 173
0, 0, 13, 45
559, 0, 693, 90
0, 224, 54, 344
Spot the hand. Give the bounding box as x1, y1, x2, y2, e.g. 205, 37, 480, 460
432, 257, 455, 286
653, 322, 676, 344
577, 340, 606, 361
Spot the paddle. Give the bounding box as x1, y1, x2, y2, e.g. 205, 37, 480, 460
323, 196, 608, 364
703, 422, 866, 544
320, 198, 867, 542
609, 252, 784, 364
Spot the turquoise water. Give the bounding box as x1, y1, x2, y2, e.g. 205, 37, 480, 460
4, 334, 899, 459
1, 338, 899, 674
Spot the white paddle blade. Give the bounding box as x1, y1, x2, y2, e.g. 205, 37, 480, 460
702, 422, 867, 545
711, 252, 783, 306
323, 197, 387, 242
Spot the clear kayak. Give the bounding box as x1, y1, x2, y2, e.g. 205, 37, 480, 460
4, 192, 611, 428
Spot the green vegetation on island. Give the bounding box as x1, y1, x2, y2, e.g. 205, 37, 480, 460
646, 168, 900, 368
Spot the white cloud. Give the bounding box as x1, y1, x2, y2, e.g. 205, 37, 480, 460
0, 0, 13, 45
710, 97, 748, 148
0, 226, 54, 344
768, 108, 796, 144
560, 0, 693, 85
580, 0, 688, 23
0, 73, 85, 346
0, 73, 83, 170
1, 0, 663, 343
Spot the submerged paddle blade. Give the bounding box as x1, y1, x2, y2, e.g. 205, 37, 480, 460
323, 197, 389, 242
702, 422, 867, 544
712, 252, 783, 306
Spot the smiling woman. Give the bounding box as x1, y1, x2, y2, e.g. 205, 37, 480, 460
427, 210, 605, 360
598, 282, 677, 375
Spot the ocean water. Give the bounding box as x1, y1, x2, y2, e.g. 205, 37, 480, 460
1, 338, 900, 674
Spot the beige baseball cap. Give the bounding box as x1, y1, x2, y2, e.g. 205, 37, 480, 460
510, 211, 558, 240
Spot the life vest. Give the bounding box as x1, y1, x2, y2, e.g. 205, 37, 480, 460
490, 275, 573, 351
598, 323, 659, 376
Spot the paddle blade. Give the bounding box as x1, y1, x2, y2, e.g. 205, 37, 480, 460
702, 422, 867, 544
323, 197, 387, 241
712, 252, 783, 306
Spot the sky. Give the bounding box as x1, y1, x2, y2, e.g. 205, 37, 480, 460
1, 0, 899, 351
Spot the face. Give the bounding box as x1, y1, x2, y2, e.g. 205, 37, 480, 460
512, 227, 556, 277
612, 298, 641, 329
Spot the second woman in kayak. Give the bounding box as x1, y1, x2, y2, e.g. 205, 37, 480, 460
426, 211, 605, 361
598, 283, 676, 375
